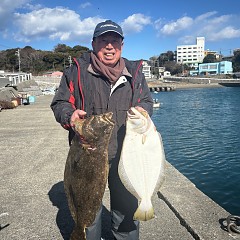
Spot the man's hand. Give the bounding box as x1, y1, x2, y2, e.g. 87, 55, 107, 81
70, 109, 87, 129
135, 106, 145, 112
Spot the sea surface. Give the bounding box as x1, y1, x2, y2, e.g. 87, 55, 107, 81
151, 86, 240, 215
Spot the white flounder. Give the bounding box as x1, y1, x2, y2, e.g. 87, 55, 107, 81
118, 107, 166, 221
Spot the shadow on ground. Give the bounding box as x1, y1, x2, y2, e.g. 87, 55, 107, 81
48, 181, 113, 240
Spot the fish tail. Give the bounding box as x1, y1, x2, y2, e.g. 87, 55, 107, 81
70, 226, 87, 240
133, 199, 154, 221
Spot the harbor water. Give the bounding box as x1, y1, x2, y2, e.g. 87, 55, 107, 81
152, 86, 240, 215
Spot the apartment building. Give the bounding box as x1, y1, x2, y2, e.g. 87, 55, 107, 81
142, 60, 151, 79
176, 37, 205, 68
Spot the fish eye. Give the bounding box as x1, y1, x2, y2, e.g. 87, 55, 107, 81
128, 109, 135, 115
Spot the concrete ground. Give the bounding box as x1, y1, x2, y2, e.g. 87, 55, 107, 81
0, 95, 238, 240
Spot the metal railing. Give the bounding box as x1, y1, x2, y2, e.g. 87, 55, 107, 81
7, 73, 32, 85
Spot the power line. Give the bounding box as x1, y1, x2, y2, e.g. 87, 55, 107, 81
219, 48, 233, 56
0, 43, 13, 49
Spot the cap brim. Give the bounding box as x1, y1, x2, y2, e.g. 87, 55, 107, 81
95, 30, 124, 39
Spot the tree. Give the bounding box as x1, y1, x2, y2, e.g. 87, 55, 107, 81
232, 50, 240, 72
0, 43, 90, 74
32, 51, 46, 74
164, 61, 182, 75
0, 50, 7, 70
43, 52, 64, 71
54, 44, 71, 53
70, 45, 89, 58
5, 48, 19, 72
203, 54, 218, 63
149, 56, 158, 77
158, 51, 174, 66
21, 46, 35, 72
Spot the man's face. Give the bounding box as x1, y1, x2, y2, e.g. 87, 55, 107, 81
92, 32, 123, 67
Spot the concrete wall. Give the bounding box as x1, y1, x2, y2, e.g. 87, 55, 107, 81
164, 76, 240, 84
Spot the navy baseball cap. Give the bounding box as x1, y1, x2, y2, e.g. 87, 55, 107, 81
93, 20, 124, 39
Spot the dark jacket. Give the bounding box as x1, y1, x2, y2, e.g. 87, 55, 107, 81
51, 51, 153, 159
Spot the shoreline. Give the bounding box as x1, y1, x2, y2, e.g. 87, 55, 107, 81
172, 82, 222, 89
148, 81, 223, 90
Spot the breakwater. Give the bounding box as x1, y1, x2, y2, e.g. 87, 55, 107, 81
163, 76, 240, 84
147, 76, 240, 92
0, 95, 237, 239
149, 85, 176, 92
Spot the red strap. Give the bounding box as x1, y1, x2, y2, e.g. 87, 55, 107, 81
73, 58, 85, 115
69, 80, 76, 109
132, 60, 143, 89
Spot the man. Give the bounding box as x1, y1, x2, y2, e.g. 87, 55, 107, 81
51, 20, 153, 240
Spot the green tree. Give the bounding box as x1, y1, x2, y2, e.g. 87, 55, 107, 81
0, 43, 90, 74
149, 56, 158, 77
43, 52, 64, 71
203, 54, 218, 63
0, 51, 7, 70
158, 51, 174, 66
54, 44, 71, 53
70, 45, 89, 58
5, 48, 19, 72
20, 46, 35, 72
232, 50, 240, 72
164, 61, 182, 75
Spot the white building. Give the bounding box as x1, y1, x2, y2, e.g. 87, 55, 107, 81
142, 60, 151, 79
176, 37, 205, 68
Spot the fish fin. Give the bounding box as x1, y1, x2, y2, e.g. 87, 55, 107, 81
70, 226, 87, 240
133, 199, 154, 221
82, 144, 93, 152
142, 134, 147, 144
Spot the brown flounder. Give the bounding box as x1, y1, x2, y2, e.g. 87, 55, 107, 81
64, 112, 115, 240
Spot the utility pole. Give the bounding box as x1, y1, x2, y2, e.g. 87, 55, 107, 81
15, 49, 21, 73
15, 48, 21, 84
68, 56, 72, 66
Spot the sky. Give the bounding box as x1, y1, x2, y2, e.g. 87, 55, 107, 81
0, 0, 240, 60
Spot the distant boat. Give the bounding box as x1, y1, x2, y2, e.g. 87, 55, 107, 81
153, 98, 160, 108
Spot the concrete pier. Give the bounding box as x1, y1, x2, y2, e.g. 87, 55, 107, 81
0, 96, 238, 240
149, 85, 176, 92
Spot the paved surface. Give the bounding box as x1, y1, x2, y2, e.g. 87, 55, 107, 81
0, 95, 238, 240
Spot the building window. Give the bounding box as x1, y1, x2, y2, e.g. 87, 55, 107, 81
209, 65, 217, 69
